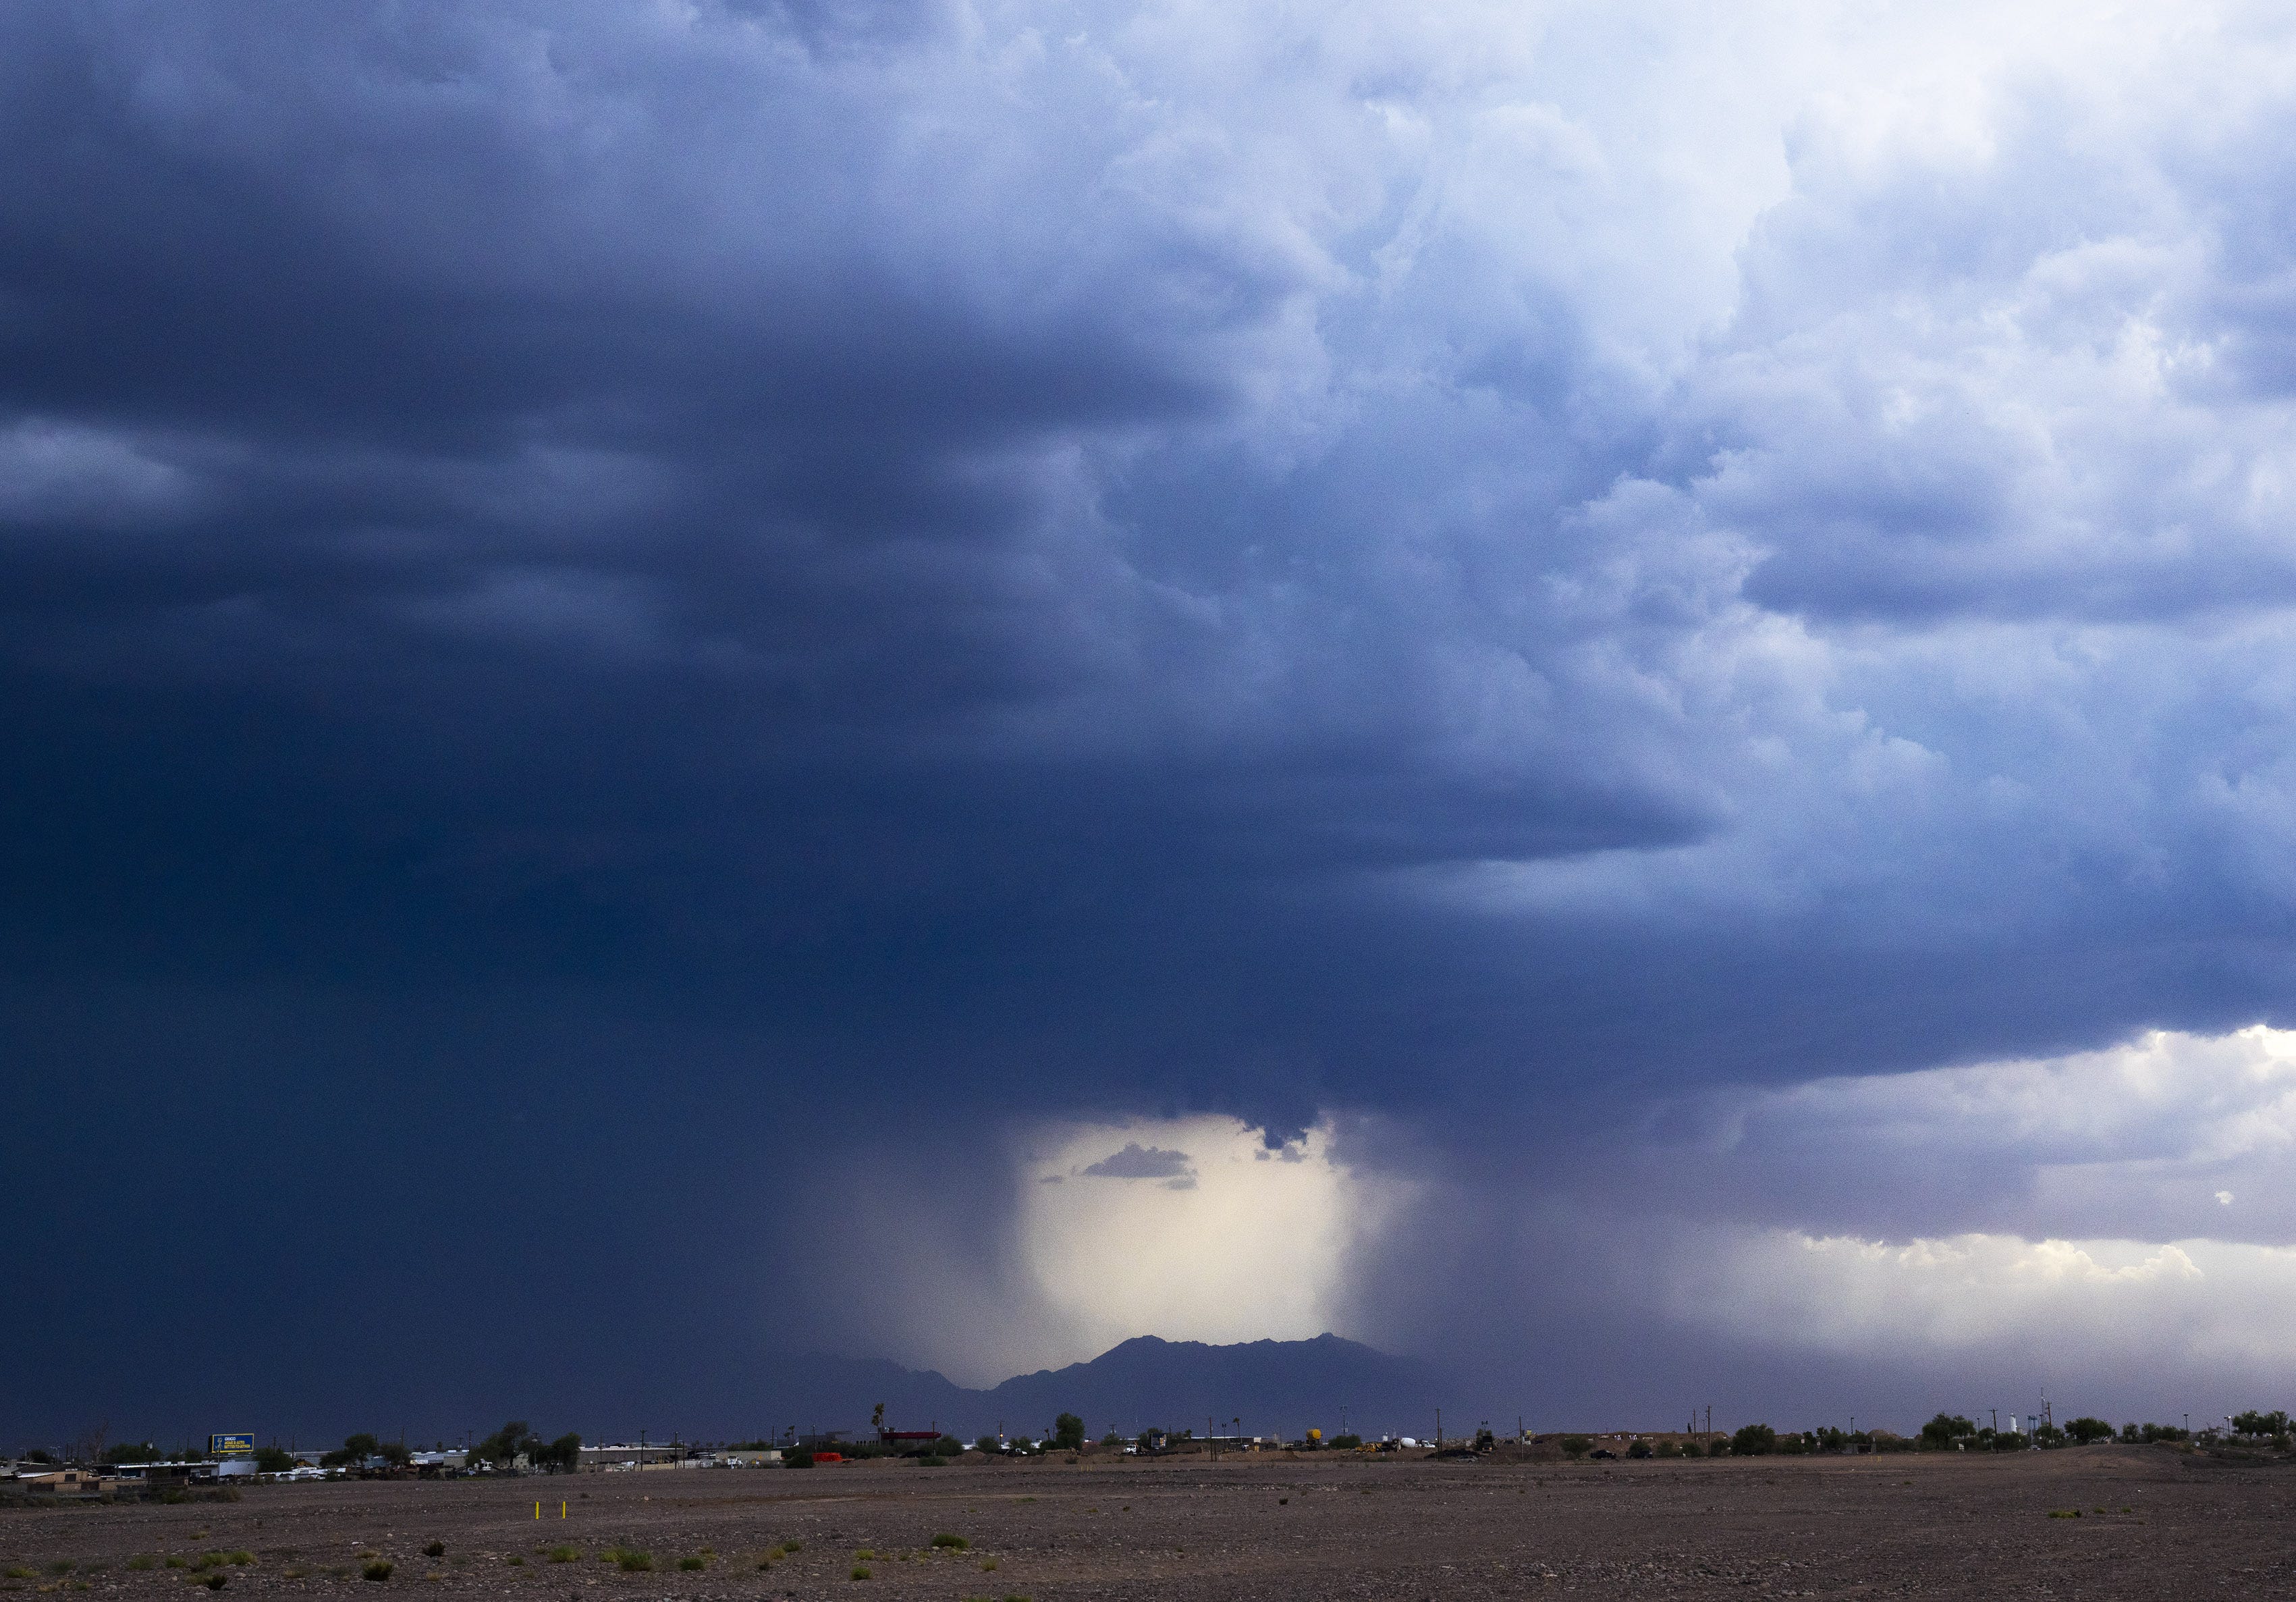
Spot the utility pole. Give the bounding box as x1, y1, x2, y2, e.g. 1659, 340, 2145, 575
1436, 1408, 1442, 1449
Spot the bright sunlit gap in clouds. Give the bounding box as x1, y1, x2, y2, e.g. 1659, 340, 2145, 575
1010, 1116, 1406, 1370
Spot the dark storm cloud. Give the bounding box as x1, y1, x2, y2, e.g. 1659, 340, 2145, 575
11, 0, 2296, 1438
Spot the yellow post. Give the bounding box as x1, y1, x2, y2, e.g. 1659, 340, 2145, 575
560, 1501, 566, 1519
534, 1501, 540, 1519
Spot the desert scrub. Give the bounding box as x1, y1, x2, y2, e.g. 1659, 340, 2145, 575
781, 1541, 802, 1554
2048, 1510, 2081, 1519
678, 1557, 705, 1572
422, 1543, 444, 1559
849, 1566, 872, 1581
3, 1566, 33, 1581
505, 1555, 525, 1566
224, 1551, 256, 1566
362, 1559, 395, 1581
854, 1549, 875, 1561
979, 1557, 1000, 1571
545, 1546, 579, 1564
205, 1575, 227, 1591
616, 1551, 653, 1574
127, 1557, 158, 1572
165, 1557, 191, 1570
931, 1534, 970, 1550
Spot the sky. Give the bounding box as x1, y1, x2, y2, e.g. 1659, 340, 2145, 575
9, 0, 2296, 1446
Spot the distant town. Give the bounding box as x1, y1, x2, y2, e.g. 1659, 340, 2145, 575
11, 1407, 2287, 1501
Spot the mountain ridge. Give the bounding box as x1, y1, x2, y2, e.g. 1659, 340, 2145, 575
761, 1333, 1443, 1442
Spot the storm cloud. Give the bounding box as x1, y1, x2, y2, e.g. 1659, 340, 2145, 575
10, 0, 2296, 1439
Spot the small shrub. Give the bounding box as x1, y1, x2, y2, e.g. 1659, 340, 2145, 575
165, 1557, 191, 1570
616, 1551, 654, 1573
1626, 1440, 1653, 1460
678, 1556, 705, 1572
931, 1534, 970, 1549
194, 1554, 225, 1570
546, 1546, 579, 1564
854, 1549, 875, 1561
850, 1566, 872, 1580
979, 1557, 999, 1571
505, 1555, 525, 1566
782, 1541, 803, 1553
2048, 1510, 2081, 1519
362, 1560, 395, 1582
422, 1543, 445, 1558
1558, 1435, 1593, 1460
206, 1576, 227, 1591
127, 1556, 158, 1572
225, 1551, 256, 1566
3, 1566, 34, 1580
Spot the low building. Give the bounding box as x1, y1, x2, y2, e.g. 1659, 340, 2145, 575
10, 1469, 119, 1497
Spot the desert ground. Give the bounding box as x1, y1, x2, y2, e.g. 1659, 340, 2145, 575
4, 1447, 2291, 1599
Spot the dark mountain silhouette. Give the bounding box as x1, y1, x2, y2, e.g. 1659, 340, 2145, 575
758, 1334, 1443, 1443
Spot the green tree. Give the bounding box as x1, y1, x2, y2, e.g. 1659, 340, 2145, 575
1054, 1413, 1085, 1451
322, 1433, 382, 1469
1730, 1424, 1777, 1456
101, 1442, 164, 1465
475, 1421, 543, 1468
1558, 1435, 1593, 1459
1918, 1414, 1975, 1449
253, 1445, 296, 1474
2065, 1417, 2113, 1444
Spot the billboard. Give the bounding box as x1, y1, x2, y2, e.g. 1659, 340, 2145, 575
209, 1433, 256, 1457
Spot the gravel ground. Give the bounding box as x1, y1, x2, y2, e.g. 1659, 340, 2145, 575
4, 1445, 2290, 1599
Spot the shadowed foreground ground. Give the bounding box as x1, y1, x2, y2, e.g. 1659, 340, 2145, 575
4, 1446, 2290, 1599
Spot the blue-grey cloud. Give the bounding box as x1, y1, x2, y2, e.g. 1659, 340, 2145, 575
1079, 1143, 1195, 1181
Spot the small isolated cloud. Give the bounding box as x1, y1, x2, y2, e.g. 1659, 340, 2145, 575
1163, 1176, 1197, 1192
1079, 1142, 1195, 1181
2218, 1191, 2236, 1206
1037, 1174, 1063, 1185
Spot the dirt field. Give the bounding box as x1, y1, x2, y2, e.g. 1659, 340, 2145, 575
5, 1446, 2291, 1599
